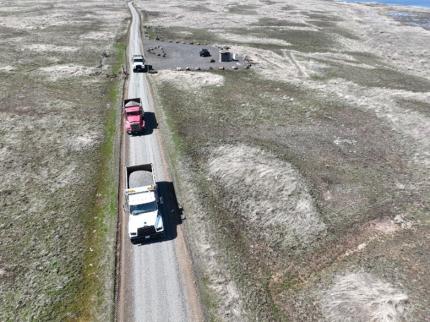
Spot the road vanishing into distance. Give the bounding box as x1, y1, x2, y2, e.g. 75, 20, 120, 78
117, 3, 202, 321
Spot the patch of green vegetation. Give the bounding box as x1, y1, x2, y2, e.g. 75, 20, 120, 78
308, 20, 360, 40
312, 61, 430, 92
268, 28, 336, 52
142, 9, 162, 20
252, 17, 309, 27
112, 42, 126, 75
228, 26, 336, 52
145, 25, 219, 44
227, 4, 258, 15
199, 274, 221, 322
395, 98, 430, 116
67, 36, 125, 321
306, 12, 343, 22
143, 25, 158, 40
175, 5, 215, 13
346, 51, 384, 66
281, 5, 296, 11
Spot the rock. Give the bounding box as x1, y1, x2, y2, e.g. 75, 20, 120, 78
394, 215, 404, 225
402, 221, 412, 229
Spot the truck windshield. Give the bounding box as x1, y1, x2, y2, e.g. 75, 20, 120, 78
127, 111, 141, 116
134, 59, 144, 62
130, 201, 157, 215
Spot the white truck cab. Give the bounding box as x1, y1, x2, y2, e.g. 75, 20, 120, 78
125, 164, 164, 243
132, 54, 145, 72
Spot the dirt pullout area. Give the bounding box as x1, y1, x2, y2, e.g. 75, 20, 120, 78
0, 0, 128, 321
142, 39, 248, 71
146, 0, 430, 320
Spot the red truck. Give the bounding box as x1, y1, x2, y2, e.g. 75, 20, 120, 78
123, 98, 145, 134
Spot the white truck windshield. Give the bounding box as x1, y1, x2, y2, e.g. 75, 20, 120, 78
130, 201, 157, 215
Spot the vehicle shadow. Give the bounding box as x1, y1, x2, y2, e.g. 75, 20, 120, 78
134, 181, 183, 246
143, 111, 158, 135
127, 112, 158, 137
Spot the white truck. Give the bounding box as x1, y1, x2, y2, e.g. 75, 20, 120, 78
125, 164, 164, 243
132, 54, 152, 73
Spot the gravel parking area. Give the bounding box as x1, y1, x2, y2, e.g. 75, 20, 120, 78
143, 39, 248, 71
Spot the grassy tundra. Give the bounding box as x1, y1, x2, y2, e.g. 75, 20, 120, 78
0, 1, 128, 320
143, 0, 430, 320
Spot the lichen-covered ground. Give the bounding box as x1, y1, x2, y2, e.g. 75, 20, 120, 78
0, 1, 128, 320
144, 0, 430, 320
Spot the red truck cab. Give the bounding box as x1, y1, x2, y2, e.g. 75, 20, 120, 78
123, 98, 145, 134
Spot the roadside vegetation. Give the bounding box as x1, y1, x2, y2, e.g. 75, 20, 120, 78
0, 1, 128, 320
145, 0, 430, 320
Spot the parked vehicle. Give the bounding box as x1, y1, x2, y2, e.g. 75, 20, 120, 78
199, 48, 211, 57
123, 98, 145, 134
125, 164, 164, 243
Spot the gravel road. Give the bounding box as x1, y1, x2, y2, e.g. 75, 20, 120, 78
118, 3, 202, 322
